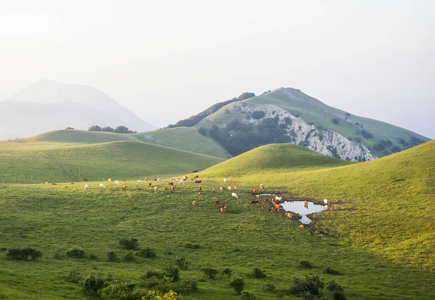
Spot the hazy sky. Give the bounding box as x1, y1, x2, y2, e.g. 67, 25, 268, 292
1, 0, 434, 138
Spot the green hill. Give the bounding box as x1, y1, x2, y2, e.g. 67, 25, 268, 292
200, 141, 435, 270
0, 139, 224, 183
170, 87, 430, 160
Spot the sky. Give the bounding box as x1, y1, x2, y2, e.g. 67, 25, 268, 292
1, 0, 434, 138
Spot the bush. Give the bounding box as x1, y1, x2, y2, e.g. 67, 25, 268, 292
123, 250, 135, 262
67, 267, 82, 283
175, 256, 190, 270
229, 277, 245, 295
299, 260, 313, 268
325, 267, 341, 275
66, 246, 86, 259
6, 248, 42, 261
81, 273, 107, 297
222, 268, 232, 277
290, 275, 324, 297
164, 266, 180, 282
99, 281, 140, 299
137, 247, 156, 258
332, 118, 340, 125
184, 242, 200, 249
142, 290, 179, 300
239, 290, 257, 299
251, 267, 266, 278
200, 265, 219, 279
263, 281, 275, 293
107, 251, 117, 262
119, 238, 139, 250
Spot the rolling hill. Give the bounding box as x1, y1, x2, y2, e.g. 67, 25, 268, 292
169, 88, 430, 161
0, 80, 156, 140
0, 135, 225, 183
200, 140, 435, 271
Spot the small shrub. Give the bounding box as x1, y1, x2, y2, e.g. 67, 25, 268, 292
137, 247, 156, 258
123, 250, 135, 262
263, 281, 276, 293
164, 266, 180, 282
239, 290, 257, 299
66, 246, 86, 259
326, 280, 344, 292
290, 275, 324, 297
184, 242, 200, 249
119, 238, 139, 250
222, 268, 232, 277
332, 118, 340, 125
325, 267, 341, 275
142, 290, 179, 300
81, 273, 107, 297
89, 254, 98, 260
142, 270, 164, 280
299, 260, 313, 268
175, 256, 190, 270
251, 267, 266, 278
6, 248, 42, 261
67, 267, 82, 283
229, 277, 245, 295
99, 281, 140, 299
107, 251, 117, 262
200, 265, 219, 279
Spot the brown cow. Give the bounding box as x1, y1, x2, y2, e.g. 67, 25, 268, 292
198, 192, 203, 195
253, 188, 259, 194
198, 187, 202, 192
212, 189, 216, 193
251, 200, 259, 204
192, 201, 197, 206
163, 187, 167, 190
264, 198, 268, 202
214, 199, 220, 205
148, 182, 152, 187
285, 212, 294, 219
122, 185, 127, 190
168, 182, 174, 186
220, 205, 228, 212
298, 224, 304, 229
137, 187, 142, 190
194, 180, 202, 184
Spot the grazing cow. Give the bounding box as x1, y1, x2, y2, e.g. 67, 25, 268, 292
99, 184, 106, 188
264, 198, 268, 202
157, 178, 160, 182
251, 200, 259, 204
194, 180, 202, 184
227, 186, 232, 191
171, 186, 175, 193
198, 192, 203, 195
324, 199, 328, 204
212, 189, 216, 193
260, 184, 264, 189
192, 201, 197, 206
220, 205, 228, 212
145, 178, 148, 181
163, 187, 167, 190
115, 180, 120, 185
148, 182, 152, 187
183, 176, 188, 181
214, 199, 220, 205
231, 193, 238, 199
198, 187, 202, 192
168, 182, 174, 186
84, 184, 89, 189
256, 194, 260, 199
137, 187, 142, 190
285, 212, 294, 219
275, 196, 282, 201
267, 208, 272, 212
234, 186, 237, 190
179, 180, 184, 184
122, 185, 127, 190
220, 187, 226, 191
298, 225, 304, 229
108, 179, 112, 182
229, 178, 234, 181
154, 186, 158, 192
223, 178, 227, 182
253, 188, 259, 194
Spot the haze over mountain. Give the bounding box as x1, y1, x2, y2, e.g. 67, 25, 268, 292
0, 80, 156, 140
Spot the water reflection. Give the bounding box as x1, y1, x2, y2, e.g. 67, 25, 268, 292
281, 201, 327, 224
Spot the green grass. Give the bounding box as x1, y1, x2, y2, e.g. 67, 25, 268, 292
0, 179, 433, 299
200, 141, 435, 271
0, 139, 224, 183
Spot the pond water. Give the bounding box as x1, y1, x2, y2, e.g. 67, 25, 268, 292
281, 201, 327, 225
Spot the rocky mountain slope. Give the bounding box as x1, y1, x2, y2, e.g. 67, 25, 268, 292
171, 88, 430, 161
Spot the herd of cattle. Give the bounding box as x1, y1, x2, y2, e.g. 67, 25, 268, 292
83, 176, 310, 229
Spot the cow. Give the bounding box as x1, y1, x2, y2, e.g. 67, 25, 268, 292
227, 186, 232, 191
264, 198, 268, 202
115, 180, 120, 185
234, 186, 237, 190
192, 201, 197, 206
275, 195, 282, 201
298, 225, 304, 229
324, 199, 328, 204
198, 187, 202, 192
148, 182, 152, 187
220, 187, 226, 191
163, 187, 167, 190
194, 180, 202, 184
214, 199, 220, 205
231, 193, 238, 199
260, 184, 264, 189
137, 187, 142, 190
84, 184, 89, 189
108, 179, 112, 182
154, 186, 158, 192
212, 189, 216, 193
99, 183, 106, 188
220, 205, 228, 212
168, 182, 174, 186
198, 192, 203, 195
253, 188, 259, 194
251, 200, 259, 204
122, 185, 127, 190
285, 212, 294, 219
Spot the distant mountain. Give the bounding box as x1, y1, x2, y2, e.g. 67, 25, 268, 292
0, 80, 156, 140
169, 88, 430, 162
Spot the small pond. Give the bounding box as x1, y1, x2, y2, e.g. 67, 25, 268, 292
281, 201, 327, 225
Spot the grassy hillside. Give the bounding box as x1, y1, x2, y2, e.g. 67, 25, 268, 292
0, 179, 433, 299
200, 141, 435, 271
0, 140, 224, 183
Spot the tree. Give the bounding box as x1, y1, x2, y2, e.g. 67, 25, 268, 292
88, 125, 102, 131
